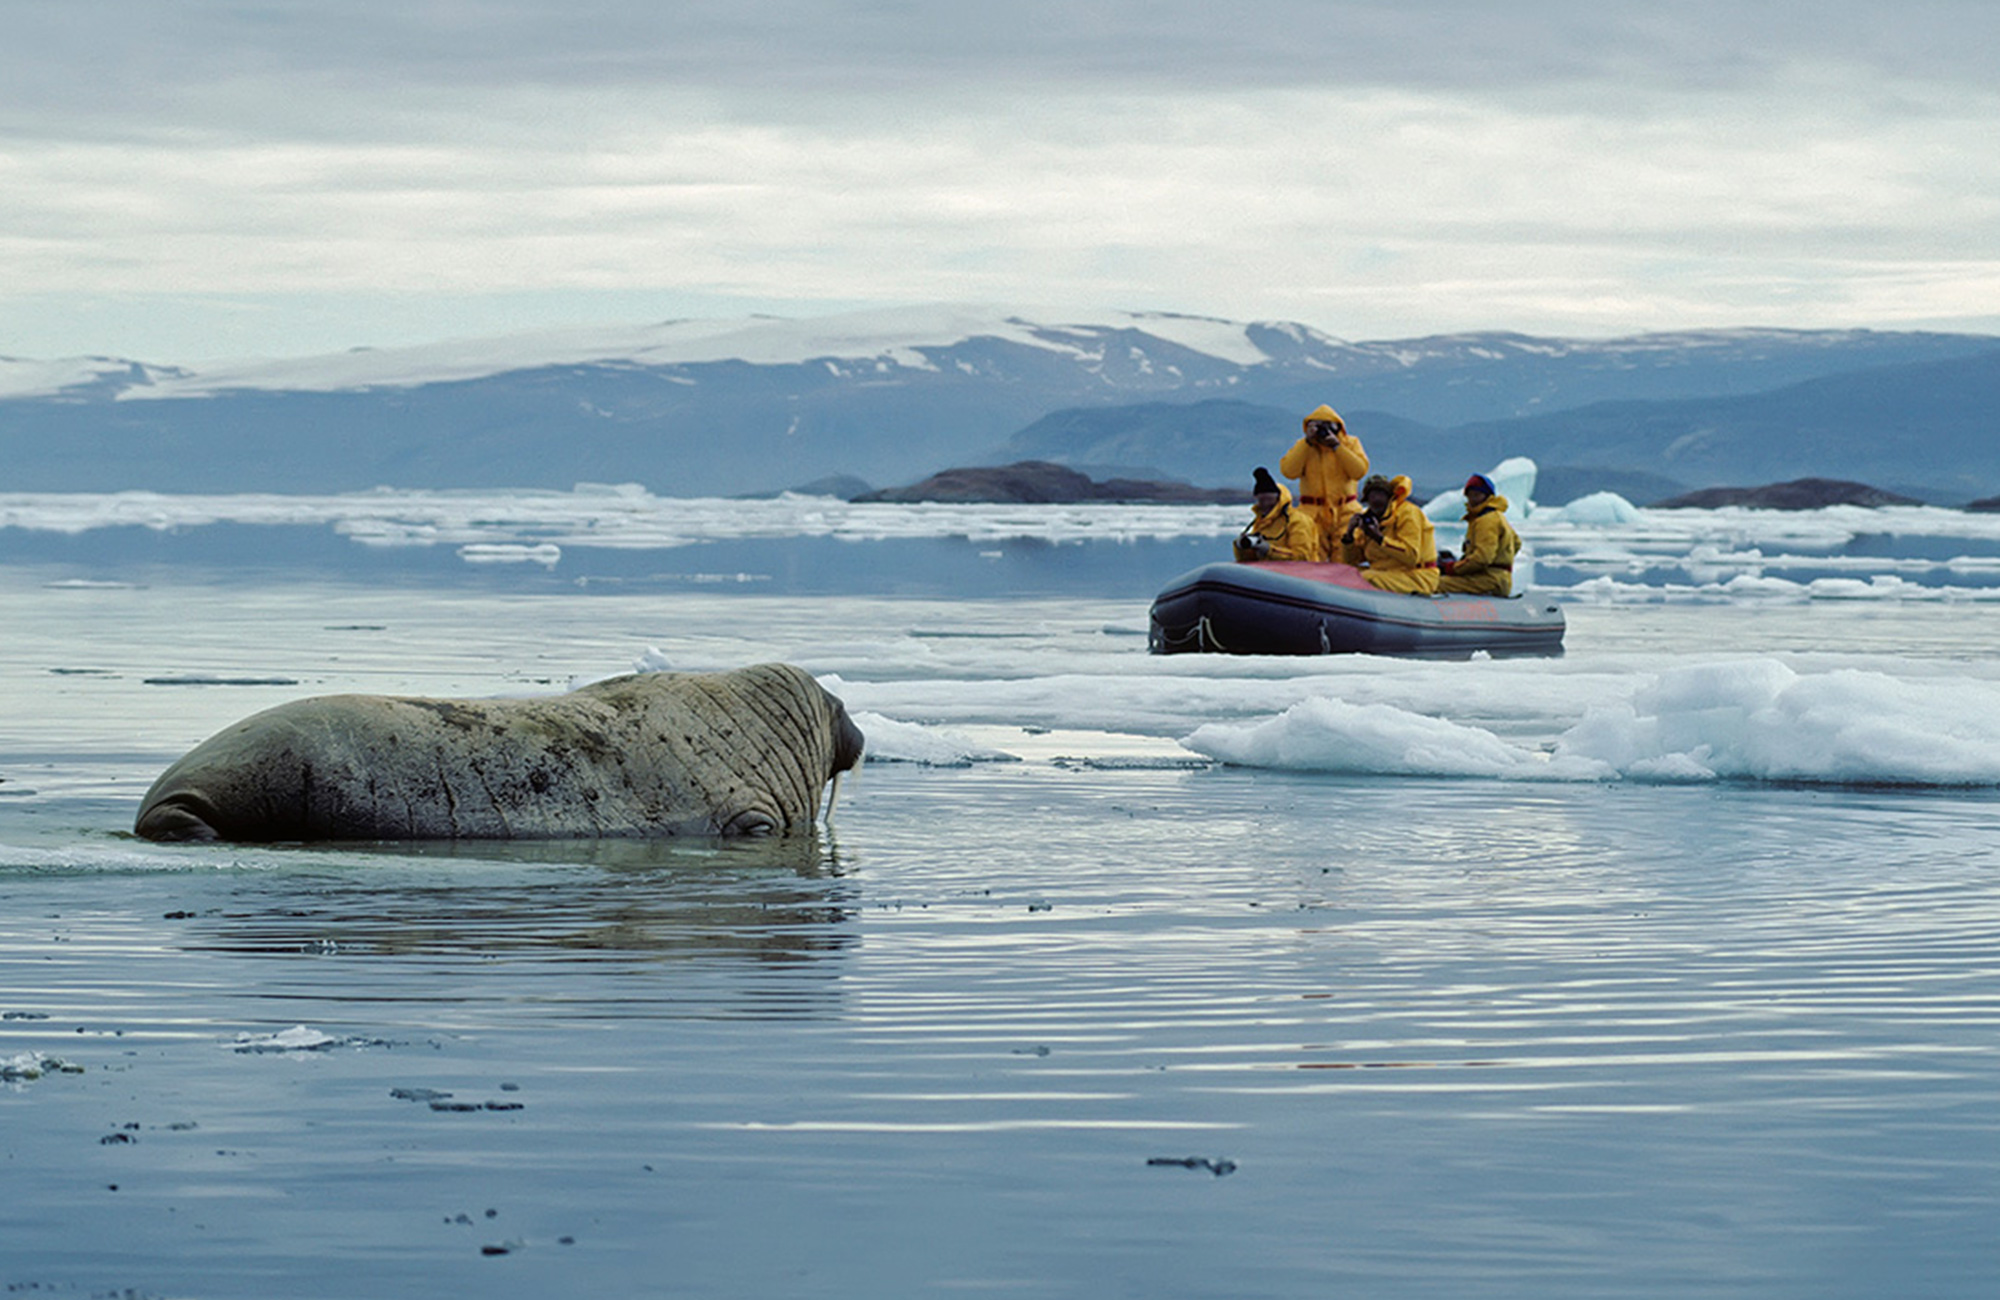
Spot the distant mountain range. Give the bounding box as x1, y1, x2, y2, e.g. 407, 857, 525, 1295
3, 306, 1996, 502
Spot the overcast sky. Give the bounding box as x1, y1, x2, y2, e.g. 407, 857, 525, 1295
5, 1, 1998, 359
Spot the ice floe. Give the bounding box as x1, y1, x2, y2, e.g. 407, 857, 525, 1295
2, 1052, 84, 1081
1182, 657, 2000, 787
851, 711, 1020, 766
9, 479, 2000, 595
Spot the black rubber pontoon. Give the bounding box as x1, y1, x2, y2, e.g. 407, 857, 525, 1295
1148, 561, 1565, 658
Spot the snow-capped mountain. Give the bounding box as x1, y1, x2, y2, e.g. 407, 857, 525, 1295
3, 305, 1995, 497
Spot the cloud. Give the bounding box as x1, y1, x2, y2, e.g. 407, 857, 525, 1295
5, 2, 2000, 356
12, 1, 1999, 134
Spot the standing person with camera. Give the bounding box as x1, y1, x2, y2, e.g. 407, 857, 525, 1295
1233, 466, 1321, 563
1340, 475, 1440, 594
1278, 405, 1369, 561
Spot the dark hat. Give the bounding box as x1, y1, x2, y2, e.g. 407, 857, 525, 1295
1252, 466, 1279, 496
1465, 473, 1496, 497
1361, 474, 1393, 499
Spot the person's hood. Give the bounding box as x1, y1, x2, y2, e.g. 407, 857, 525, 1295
1302, 404, 1343, 434
1466, 492, 1511, 517
1390, 474, 1415, 505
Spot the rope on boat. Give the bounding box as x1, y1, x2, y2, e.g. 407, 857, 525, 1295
1151, 616, 1215, 653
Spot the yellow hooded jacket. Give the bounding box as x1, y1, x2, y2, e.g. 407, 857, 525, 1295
1233, 482, 1321, 563
1342, 476, 1440, 595
1277, 404, 1368, 554
1438, 493, 1520, 596
1394, 476, 1437, 568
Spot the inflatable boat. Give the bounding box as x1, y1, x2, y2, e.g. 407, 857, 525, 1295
1148, 561, 1565, 657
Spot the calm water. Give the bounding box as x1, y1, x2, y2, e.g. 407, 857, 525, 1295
4, 525, 2000, 1298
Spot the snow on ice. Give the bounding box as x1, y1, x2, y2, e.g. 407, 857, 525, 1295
1182, 658, 2000, 787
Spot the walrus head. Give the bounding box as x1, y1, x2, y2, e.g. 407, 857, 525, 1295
704, 665, 865, 835
829, 693, 866, 778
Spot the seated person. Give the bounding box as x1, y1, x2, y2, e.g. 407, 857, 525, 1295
1438, 473, 1521, 596
1234, 466, 1322, 562
1340, 474, 1440, 594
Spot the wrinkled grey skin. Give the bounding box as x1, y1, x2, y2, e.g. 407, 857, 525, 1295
134, 664, 866, 843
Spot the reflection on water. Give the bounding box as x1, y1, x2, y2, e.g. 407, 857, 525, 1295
181, 836, 856, 976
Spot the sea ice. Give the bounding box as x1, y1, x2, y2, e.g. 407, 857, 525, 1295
1540, 491, 1642, 525
1184, 656, 2000, 788
1181, 696, 1584, 778
850, 711, 1020, 766
632, 646, 674, 673
1556, 659, 2000, 785
231, 1025, 342, 1053
1, 1052, 84, 1081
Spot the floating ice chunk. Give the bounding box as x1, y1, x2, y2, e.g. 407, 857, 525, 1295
1554, 659, 2000, 785
1804, 575, 1944, 600
1719, 574, 1808, 598
232, 1025, 342, 1053
1174, 657, 2000, 789
1423, 492, 1463, 524
632, 646, 674, 673
1488, 457, 1538, 515
457, 542, 561, 566
1181, 697, 1598, 779
2, 1052, 83, 1081
851, 711, 1019, 766
1542, 492, 1641, 525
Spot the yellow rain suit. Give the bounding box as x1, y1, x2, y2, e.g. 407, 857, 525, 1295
1393, 476, 1437, 570
1278, 404, 1368, 559
1438, 492, 1521, 596
1341, 477, 1440, 595
1233, 483, 1323, 563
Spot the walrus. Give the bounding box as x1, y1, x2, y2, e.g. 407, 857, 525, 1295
134, 664, 866, 843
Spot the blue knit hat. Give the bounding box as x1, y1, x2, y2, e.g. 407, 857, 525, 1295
1465, 473, 1496, 497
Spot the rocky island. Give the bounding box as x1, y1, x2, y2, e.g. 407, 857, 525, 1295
1651, 478, 1923, 510
851, 461, 1242, 505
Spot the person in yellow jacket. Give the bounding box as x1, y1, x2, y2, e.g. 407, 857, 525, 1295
1392, 474, 1438, 571
1438, 473, 1521, 596
1233, 466, 1322, 563
1340, 474, 1440, 595
1278, 405, 1368, 560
